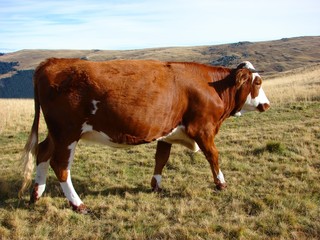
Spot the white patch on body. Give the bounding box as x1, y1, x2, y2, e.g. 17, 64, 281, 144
217, 169, 225, 183
81, 123, 199, 151
67, 141, 77, 170
35, 160, 50, 198
81, 122, 93, 133
81, 122, 131, 148
91, 100, 100, 115
157, 125, 200, 152
153, 174, 162, 187
60, 170, 83, 207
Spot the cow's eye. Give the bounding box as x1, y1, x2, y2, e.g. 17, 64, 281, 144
254, 78, 262, 85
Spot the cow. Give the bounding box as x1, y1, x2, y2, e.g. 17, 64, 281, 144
19, 58, 270, 213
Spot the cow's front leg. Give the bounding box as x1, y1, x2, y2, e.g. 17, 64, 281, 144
151, 141, 172, 192
204, 142, 227, 190
192, 127, 227, 190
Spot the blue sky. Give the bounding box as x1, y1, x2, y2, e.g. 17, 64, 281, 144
0, 0, 319, 52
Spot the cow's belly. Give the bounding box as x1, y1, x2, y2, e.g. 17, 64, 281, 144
80, 123, 200, 152
81, 130, 132, 148
157, 125, 200, 152
80, 122, 131, 148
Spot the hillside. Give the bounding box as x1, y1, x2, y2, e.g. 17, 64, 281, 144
0, 36, 319, 98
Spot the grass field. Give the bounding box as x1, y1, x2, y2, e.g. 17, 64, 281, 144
0, 66, 319, 239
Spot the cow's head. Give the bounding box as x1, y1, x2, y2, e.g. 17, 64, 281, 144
234, 61, 270, 116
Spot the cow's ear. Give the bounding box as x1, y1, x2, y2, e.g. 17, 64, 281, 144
235, 69, 251, 89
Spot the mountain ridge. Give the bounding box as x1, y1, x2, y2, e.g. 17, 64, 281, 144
1, 36, 319, 98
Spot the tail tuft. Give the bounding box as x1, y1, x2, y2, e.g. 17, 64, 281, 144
18, 132, 38, 198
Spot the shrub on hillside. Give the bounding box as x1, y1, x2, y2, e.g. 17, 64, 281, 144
0, 61, 19, 74
0, 70, 34, 98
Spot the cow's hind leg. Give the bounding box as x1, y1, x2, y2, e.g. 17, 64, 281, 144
30, 136, 53, 204
50, 140, 87, 213
151, 141, 172, 192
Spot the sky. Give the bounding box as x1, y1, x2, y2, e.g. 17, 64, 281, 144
0, 0, 319, 53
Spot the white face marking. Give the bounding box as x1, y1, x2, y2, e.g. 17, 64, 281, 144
157, 125, 200, 152
236, 62, 270, 115
256, 87, 270, 105
241, 61, 255, 70
35, 160, 50, 198
91, 100, 100, 115
241, 85, 270, 114
217, 169, 225, 184
153, 175, 162, 187
60, 170, 83, 207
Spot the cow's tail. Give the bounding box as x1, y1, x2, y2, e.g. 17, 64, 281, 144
18, 77, 40, 198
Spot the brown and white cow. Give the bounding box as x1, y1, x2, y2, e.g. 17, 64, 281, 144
19, 58, 269, 213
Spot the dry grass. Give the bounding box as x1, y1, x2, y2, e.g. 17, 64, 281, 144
0, 99, 34, 134
264, 64, 320, 104
0, 67, 319, 239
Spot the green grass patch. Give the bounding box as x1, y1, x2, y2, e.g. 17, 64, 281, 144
266, 141, 286, 154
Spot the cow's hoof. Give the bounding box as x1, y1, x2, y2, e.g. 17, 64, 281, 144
152, 186, 163, 193
216, 182, 227, 191
151, 177, 162, 193
70, 203, 89, 214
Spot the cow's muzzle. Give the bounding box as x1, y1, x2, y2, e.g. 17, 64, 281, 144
257, 103, 270, 112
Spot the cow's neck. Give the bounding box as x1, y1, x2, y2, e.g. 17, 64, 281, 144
208, 69, 239, 119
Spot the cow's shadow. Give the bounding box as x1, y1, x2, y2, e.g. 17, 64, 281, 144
0, 176, 157, 210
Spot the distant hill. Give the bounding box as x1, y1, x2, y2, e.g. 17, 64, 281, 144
0, 36, 319, 98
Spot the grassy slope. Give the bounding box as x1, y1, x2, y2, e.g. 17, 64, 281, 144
0, 67, 319, 239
